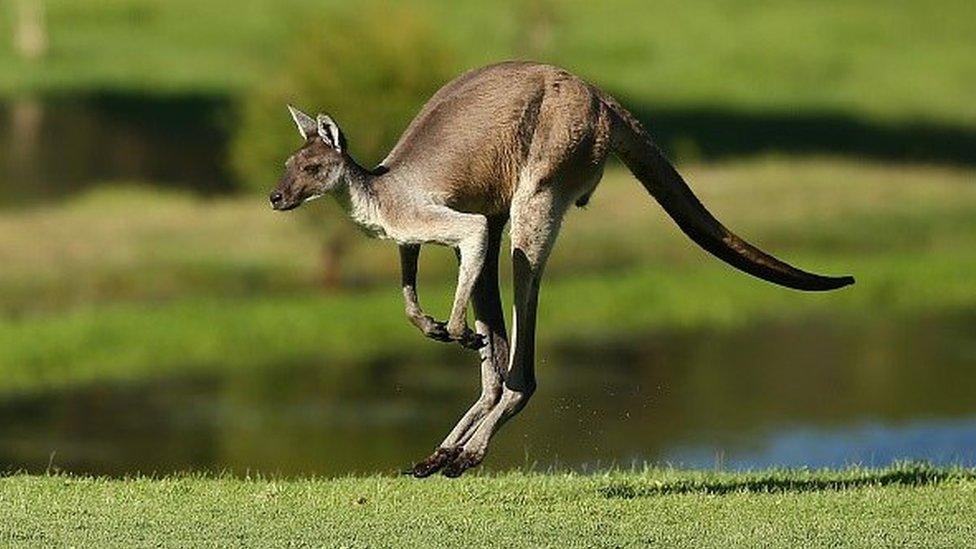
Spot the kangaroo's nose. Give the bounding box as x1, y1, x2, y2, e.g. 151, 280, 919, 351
269, 191, 284, 208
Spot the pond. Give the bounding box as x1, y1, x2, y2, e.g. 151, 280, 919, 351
1, 313, 974, 477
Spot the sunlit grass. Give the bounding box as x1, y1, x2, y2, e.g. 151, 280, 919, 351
0, 1, 974, 125
2, 464, 975, 547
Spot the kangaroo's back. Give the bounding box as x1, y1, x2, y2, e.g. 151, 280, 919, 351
381, 61, 607, 214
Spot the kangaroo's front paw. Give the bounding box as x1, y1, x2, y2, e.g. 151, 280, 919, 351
459, 329, 487, 350
414, 314, 452, 343
449, 325, 487, 350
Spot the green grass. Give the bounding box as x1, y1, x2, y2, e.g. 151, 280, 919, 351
1, 1, 974, 125
1, 158, 974, 393
2, 247, 974, 395
2, 465, 975, 547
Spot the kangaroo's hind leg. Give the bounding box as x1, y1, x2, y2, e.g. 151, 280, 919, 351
442, 188, 568, 477
411, 215, 510, 477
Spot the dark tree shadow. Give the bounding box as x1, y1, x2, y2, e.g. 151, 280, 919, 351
599, 465, 973, 498
625, 103, 976, 166
4, 93, 976, 207
0, 93, 233, 204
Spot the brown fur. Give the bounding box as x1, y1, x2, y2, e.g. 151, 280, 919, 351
379, 62, 610, 214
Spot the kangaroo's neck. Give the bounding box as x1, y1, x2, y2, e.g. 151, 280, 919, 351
332, 157, 388, 237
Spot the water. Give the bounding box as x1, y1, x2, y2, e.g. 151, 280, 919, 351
1, 314, 974, 476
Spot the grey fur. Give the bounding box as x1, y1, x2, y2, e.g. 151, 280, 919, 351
287, 105, 317, 140
269, 62, 853, 477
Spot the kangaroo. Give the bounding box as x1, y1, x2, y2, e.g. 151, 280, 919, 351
269, 61, 854, 477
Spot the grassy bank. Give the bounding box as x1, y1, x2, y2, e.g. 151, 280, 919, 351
2, 465, 975, 547
2, 247, 974, 394
3, 158, 974, 314
1, 158, 974, 393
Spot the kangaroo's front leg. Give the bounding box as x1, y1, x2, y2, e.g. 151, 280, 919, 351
399, 244, 451, 343
399, 206, 488, 350
445, 217, 489, 350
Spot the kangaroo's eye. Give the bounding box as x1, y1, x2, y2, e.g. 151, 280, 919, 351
302, 163, 322, 174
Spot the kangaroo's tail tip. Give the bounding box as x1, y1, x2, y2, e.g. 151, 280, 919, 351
807, 274, 855, 291
836, 274, 856, 288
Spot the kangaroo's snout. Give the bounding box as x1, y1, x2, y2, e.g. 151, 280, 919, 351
269, 183, 303, 211
269, 190, 285, 209
269, 188, 299, 211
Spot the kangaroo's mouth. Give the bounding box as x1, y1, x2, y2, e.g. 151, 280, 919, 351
269, 189, 303, 211
272, 200, 301, 211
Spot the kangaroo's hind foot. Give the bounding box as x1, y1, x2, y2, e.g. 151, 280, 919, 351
410, 446, 461, 478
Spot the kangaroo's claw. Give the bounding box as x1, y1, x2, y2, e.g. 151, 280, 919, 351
457, 328, 487, 350
418, 316, 485, 350
441, 450, 484, 478
416, 315, 452, 342
410, 447, 460, 478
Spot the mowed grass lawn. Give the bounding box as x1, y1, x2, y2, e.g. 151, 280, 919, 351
2, 466, 975, 547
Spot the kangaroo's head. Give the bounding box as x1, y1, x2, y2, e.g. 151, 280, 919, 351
269, 105, 348, 211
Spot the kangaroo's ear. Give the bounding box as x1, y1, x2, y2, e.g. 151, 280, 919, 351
316, 114, 344, 152
287, 105, 317, 140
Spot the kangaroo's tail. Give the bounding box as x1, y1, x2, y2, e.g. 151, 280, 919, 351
603, 95, 854, 291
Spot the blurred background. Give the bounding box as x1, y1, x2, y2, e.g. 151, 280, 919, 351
1, 0, 974, 476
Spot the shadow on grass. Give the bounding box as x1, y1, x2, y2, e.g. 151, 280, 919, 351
600, 465, 974, 498
627, 104, 976, 166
